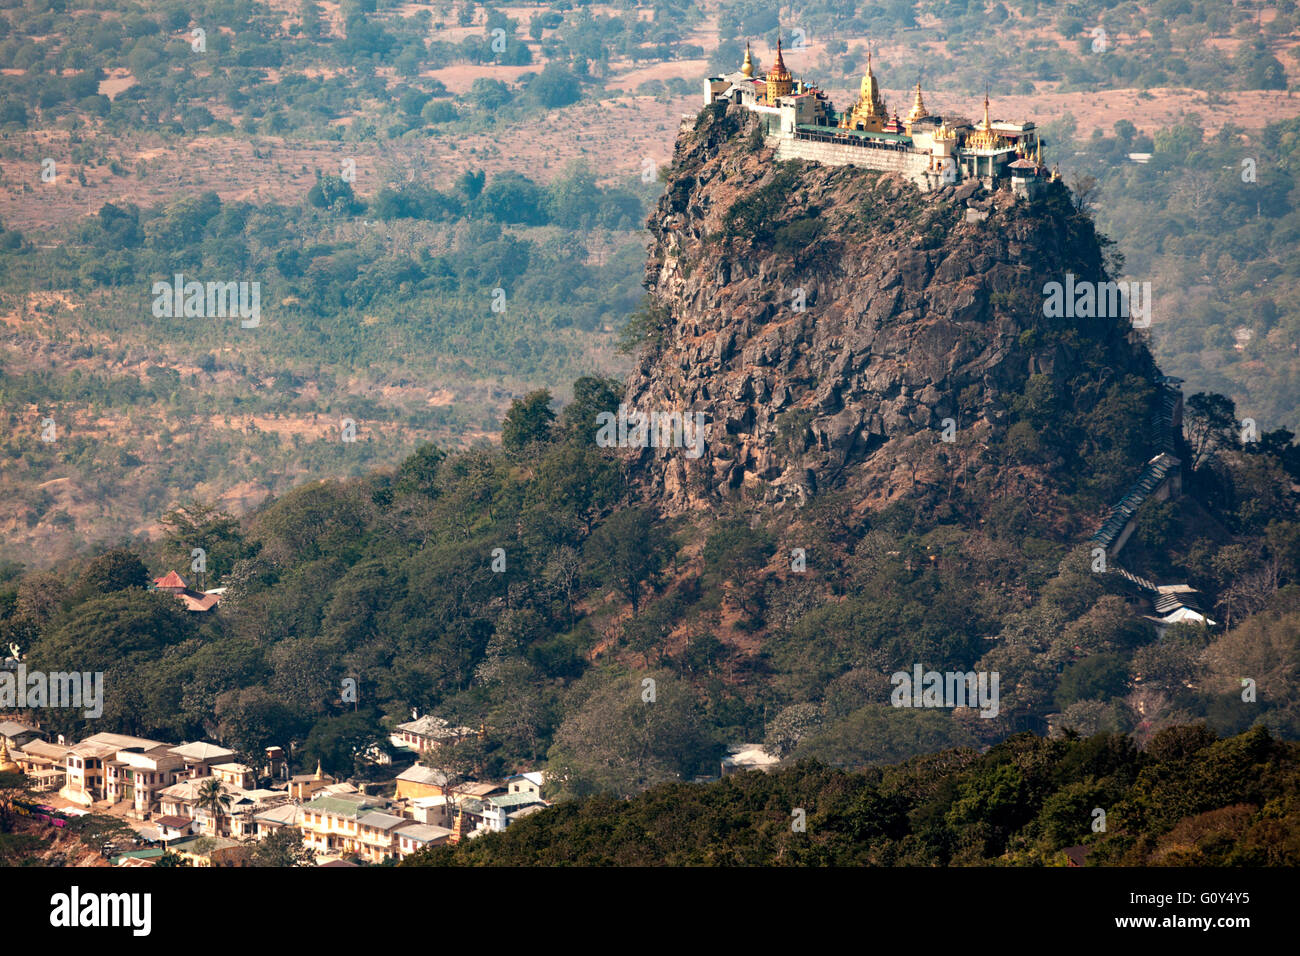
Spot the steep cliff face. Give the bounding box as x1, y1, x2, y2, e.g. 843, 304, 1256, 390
624, 102, 1159, 513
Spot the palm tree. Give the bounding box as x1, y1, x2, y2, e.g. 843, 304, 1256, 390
194, 778, 232, 837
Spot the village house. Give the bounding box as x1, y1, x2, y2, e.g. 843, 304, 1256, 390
480, 791, 549, 833
390, 714, 476, 755
63, 738, 171, 806
287, 761, 335, 800
263, 745, 288, 781
104, 744, 184, 817
158, 776, 247, 835
390, 773, 510, 829
254, 802, 304, 837
393, 764, 449, 801
168, 834, 243, 867
403, 794, 452, 826
299, 792, 394, 860
168, 741, 237, 779
226, 789, 290, 838
0, 719, 43, 750
211, 762, 256, 790
395, 823, 452, 859
15, 739, 68, 792
112, 849, 166, 867
354, 811, 410, 864
505, 771, 545, 799
153, 815, 197, 843
455, 780, 506, 801
299, 790, 463, 863
61, 739, 131, 806
721, 744, 781, 776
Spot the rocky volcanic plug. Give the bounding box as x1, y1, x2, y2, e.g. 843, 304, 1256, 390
623, 103, 1160, 513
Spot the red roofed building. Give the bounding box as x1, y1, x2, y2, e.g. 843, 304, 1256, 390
151, 572, 224, 612
153, 571, 188, 592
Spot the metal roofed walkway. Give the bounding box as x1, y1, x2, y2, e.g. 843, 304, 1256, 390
1089, 452, 1181, 551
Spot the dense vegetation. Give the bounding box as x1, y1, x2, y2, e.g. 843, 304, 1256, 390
0, 161, 651, 562
0, 0, 1284, 138
404, 724, 1300, 865
1045, 113, 1300, 434
1, 347, 1296, 798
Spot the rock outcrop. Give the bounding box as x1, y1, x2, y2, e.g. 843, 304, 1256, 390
623, 103, 1158, 512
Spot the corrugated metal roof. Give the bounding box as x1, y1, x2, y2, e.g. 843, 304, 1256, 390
796, 124, 911, 143
1089, 453, 1180, 549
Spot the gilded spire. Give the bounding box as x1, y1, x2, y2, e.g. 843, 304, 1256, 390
741, 42, 754, 78
0, 738, 19, 775
965, 88, 1005, 151
844, 47, 887, 129
905, 81, 929, 128
314, 759, 323, 781
772, 37, 787, 77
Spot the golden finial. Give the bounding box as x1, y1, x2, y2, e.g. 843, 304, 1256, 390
314, 760, 323, 780
773, 37, 788, 76
741, 42, 754, 78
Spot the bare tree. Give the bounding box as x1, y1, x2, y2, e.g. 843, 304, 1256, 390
1069, 173, 1100, 212
1216, 559, 1279, 629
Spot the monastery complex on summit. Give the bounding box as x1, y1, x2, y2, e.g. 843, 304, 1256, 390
704, 41, 1055, 195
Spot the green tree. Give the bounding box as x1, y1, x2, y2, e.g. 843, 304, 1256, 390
160, 500, 246, 586
394, 443, 447, 499
558, 375, 622, 441
301, 710, 381, 777
546, 668, 717, 798
0, 765, 32, 834
250, 826, 316, 866
1185, 392, 1238, 468
195, 778, 232, 836
1056, 654, 1130, 708
528, 64, 581, 108
702, 517, 776, 614
75, 549, 149, 598
586, 506, 671, 615
456, 169, 486, 200
307, 173, 361, 214
500, 389, 556, 456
